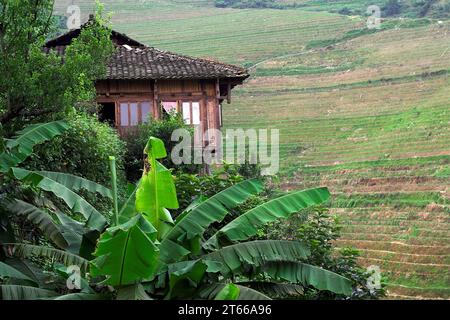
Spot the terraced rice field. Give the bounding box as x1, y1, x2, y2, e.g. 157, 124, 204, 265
55, 0, 449, 299
283, 156, 450, 299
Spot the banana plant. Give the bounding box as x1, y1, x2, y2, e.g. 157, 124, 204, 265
0, 121, 112, 299
135, 137, 179, 239
0, 121, 69, 173
90, 137, 352, 300
1, 130, 353, 300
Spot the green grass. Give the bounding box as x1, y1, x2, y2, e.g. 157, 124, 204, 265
305, 18, 433, 49
219, 0, 450, 19
331, 192, 447, 209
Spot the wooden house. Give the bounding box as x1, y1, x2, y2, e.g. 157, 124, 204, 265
44, 18, 249, 148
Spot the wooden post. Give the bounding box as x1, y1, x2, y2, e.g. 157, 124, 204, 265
227, 83, 232, 104
154, 80, 159, 119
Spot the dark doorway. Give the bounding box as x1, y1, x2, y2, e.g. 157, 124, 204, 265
98, 103, 116, 126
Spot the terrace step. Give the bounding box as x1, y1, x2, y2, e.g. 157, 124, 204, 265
339, 218, 450, 226
386, 284, 450, 300
384, 293, 440, 300
340, 232, 449, 245
335, 239, 450, 255
357, 257, 450, 274
340, 225, 450, 238
358, 249, 450, 265
337, 212, 450, 221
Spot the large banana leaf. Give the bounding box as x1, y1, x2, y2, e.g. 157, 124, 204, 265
4, 243, 89, 272
205, 187, 330, 248
51, 210, 99, 259
5, 199, 68, 249
0, 121, 69, 172
54, 293, 110, 300
199, 283, 271, 300
0, 262, 36, 284
91, 215, 159, 286
162, 178, 264, 252
6, 121, 69, 156
158, 238, 191, 264
2, 259, 48, 288
262, 261, 352, 296
174, 195, 207, 226
214, 283, 240, 300
37, 171, 112, 198
10, 168, 107, 231
202, 240, 310, 276
0, 285, 57, 300
167, 260, 208, 299
117, 284, 152, 300
119, 183, 139, 218
0, 152, 28, 173
135, 137, 178, 238
237, 282, 304, 298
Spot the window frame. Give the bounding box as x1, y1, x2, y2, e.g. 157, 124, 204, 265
180, 101, 201, 126
116, 100, 154, 127
159, 100, 202, 126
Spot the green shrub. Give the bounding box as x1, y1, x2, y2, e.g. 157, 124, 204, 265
23, 111, 125, 185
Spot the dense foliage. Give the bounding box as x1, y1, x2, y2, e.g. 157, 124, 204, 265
23, 111, 125, 185
0, 0, 114, 135
260, 207, 386, 299
0, 129, 354, 300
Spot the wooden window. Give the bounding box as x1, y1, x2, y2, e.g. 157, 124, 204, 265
141, 102, 152, 123
119, 103, 129, 126
130, 103, 139, 126
182, 102, 191, 124
117, 101, 153, 127
182, 101, 201, 125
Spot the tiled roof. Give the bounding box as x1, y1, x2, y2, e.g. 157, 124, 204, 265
44, 22, 249, 81
104, 45, 249, 80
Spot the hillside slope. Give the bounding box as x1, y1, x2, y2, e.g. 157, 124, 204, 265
213, 0, 450, 19
54, 0, 450, 299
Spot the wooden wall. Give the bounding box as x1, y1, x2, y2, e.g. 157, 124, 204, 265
96, 80, 153, 95
95, 79, 222, 148
156, 79, 220, 148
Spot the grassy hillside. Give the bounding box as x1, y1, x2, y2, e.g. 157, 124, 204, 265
213, 0, 450, 19
54, 0, 450, 299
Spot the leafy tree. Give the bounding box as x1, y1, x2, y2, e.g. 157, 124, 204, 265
0, 0, 114, 135
296, 208, 386, 299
